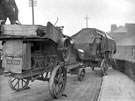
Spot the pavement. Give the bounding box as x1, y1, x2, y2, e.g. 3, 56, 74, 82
98, 68, 135, 101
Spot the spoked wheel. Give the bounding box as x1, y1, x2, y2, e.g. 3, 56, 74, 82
78, 68, 85, 81
49, 65, 67, 98
100, 59, 108, 76
62, 41, 71, 62
8, 77, 30, 91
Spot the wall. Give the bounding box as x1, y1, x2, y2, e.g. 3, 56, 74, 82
115, 45, 135, 81
110, 23, 135, 81
125, 23, 135, 37
116, 59, 135, 81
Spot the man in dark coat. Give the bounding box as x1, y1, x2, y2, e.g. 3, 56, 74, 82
0, 0, 19, 24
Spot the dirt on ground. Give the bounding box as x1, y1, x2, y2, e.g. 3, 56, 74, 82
0, 68, 102, 101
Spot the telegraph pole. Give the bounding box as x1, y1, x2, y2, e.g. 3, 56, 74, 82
29, 0, 37, 25
84, 16, 89, 28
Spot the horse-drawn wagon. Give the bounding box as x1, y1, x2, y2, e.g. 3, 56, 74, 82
0, 22, 85, 98
72, 28, 117, 76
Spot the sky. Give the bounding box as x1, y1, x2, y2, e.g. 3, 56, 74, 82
11, 0, 135, 36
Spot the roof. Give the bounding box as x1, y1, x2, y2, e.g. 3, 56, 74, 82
113, 26, 127, 33
109, 33, 128, 42
108, 26, 128, 42
117, 36, 135, 46
109, 23, 135, 46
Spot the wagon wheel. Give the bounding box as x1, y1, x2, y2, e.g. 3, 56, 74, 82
62, 41, 71, 62
8, 77, 30, 91
78, 68, 85, 81
100, 59, 108, 76
49, 65, 67, 98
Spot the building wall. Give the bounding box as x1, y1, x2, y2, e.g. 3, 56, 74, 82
109, 23, 135, 62
125, 23, 135, 37
115, 45, 135, 62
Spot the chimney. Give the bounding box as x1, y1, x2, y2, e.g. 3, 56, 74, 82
111, 24, 117, 32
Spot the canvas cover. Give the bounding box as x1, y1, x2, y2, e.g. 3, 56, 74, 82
72, 28, 117, 58
72, 28, 104, 44
101, 35, 117, 54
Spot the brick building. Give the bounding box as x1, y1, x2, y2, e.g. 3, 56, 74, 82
109, 23, 135, 62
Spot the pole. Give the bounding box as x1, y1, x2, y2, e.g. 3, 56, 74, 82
31, 0, 34, 25
84, 16, 89, 28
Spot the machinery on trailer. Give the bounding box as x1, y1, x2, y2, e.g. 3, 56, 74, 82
0, 22, 85, 98
72, 28, 117, 76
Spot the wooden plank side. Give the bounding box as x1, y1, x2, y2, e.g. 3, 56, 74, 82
2, 25, 42, 36
5, 57, 22, 73
5, 40, 23, 56
3, 40, 23, 73
22, 43, 31, 70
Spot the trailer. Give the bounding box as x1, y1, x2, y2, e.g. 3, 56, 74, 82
0, 22, 85, 98
72, 28, 117, 76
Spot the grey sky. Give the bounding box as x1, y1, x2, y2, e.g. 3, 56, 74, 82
14, 0, 135, 36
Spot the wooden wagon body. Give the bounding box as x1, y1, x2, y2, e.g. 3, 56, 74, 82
0, 22, 85, 98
